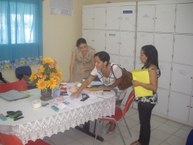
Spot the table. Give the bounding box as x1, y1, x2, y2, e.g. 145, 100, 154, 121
0, 84, 115, 144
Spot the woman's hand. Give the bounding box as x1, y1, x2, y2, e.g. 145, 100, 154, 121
71, 90, 81, 97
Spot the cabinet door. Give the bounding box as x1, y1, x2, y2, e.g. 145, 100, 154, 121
155, 4, 175, 32
173, 35, 193, 66
136, 32, 154, 55
168, 92, 190, 123
106, 7, 120, 30
94, 7, 106, 29
120, 5, 136, 31
154, 34, 173, 62
176, 3, 193, 34
171, 64, 193, 95
106, 31, 120, 55
93, 30, 106, 52
120, 56, 134, 71
82, 7, 94, 29
110, 54, 120, 65
137, 5, 155, 32
153, 88, 169, 116
189, 97, 193, 125
159, 62, 171, 89
82, 30, 95, 48
120, 32, 135, 57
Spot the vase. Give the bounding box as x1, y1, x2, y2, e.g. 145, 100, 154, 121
40, 88, 53, 101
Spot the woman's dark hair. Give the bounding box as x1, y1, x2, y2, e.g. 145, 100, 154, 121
94, 51, 110, 66
76, 38, 87, 47
141, 45, 161, 77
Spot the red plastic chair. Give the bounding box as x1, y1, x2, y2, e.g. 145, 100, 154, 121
0, 133, 50, 145
0, 80, 28, 93
94, 90, 135, 145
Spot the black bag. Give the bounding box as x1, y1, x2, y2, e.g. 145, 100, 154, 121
111, 65, 132, 90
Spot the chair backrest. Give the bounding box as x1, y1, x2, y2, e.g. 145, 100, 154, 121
15, 66, 32, 80
0, 133, 50, 145
0, 80, 27, 93
0, 133, 23, 145
122, 90, 135, 116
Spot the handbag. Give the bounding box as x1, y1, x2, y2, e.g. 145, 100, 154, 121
111, 64, 132, 90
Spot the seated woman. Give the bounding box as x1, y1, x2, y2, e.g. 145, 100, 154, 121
70, 38, 96, 82
72, 51, 127, 133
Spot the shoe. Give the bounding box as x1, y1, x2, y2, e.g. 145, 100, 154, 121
106, 123, 116, 134
130, 140, 141, 145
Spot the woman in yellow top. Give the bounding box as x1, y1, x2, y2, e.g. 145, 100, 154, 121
70, 38, 96, 82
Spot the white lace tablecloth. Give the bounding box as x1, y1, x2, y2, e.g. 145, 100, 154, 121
0, 86, 116, 144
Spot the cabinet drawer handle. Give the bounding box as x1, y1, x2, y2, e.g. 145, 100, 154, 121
109, 34, 116, 36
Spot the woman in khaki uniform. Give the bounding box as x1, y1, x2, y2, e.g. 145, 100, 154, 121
70, 38, 96, 82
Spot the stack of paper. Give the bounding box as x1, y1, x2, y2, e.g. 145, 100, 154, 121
132, 69, 153, 97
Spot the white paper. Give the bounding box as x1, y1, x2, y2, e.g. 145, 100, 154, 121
50, 0, 73, 16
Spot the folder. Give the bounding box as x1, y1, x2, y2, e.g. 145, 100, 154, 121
132, 69, 153, 97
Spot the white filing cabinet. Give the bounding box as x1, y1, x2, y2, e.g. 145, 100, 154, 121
106, 5, 136, 31
83, 0, 193, 126
82, 2, 136, 70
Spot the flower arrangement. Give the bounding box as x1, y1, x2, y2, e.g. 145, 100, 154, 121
30, 57, 62, 90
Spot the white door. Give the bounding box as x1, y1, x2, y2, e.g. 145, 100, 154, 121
120, 32, 135, 57
94, 7, 106, 29
137, 5, 155, 32
82, 30, 95, 48
159, 62, 171, 90
175, 3, 193, 34
82, 7, 94, 29
106, 31, 120, 55
120, 56, 134, 71
168, 92, 190, 123
153, 88, 169, 117
93, 30, 106, 52
173, 35, 193, 66
154, 33, 173, 62
106, 6, 120, 30
171, 64, 193, 96
136, 32, 154, 55
110, 54, 120, 65
155, 4, 175, 32
120, 5, 136, 31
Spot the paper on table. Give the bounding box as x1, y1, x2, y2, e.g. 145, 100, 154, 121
132, 69, 153, 97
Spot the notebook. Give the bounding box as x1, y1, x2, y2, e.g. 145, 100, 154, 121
132, 69, 153, 97
0, 90, 30, 101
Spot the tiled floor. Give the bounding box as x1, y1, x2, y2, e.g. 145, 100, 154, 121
43, 108, 192, 145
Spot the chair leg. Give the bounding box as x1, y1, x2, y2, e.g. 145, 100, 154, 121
123, 117, 132, 137
116, 123, 127, 145
93, 120, 99, 145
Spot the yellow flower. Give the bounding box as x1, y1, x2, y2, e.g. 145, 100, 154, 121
37, 79, 47, 89
30, 57, 62, 90
29, 72, 37, 81
38, 65, 45, 73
